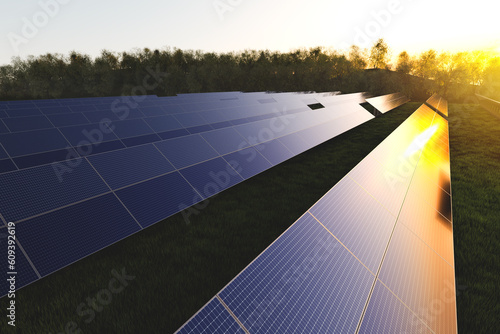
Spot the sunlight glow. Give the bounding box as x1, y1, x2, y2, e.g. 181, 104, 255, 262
404, 125, 439, 158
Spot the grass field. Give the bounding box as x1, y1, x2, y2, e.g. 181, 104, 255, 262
0, 102, 498, 333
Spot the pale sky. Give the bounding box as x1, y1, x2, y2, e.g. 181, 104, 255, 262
1, 0, 499, 65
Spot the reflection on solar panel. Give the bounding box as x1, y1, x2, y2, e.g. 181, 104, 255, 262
0, 91, 378, 296
365, 92, 409, 114
177, 101, 456, 333
426, 93, 449, 117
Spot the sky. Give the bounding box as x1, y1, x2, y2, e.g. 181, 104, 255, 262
1, 0, 499, 65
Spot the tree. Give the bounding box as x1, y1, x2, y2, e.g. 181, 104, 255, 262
396, 51, 413, 74
369, 38, 389, 69
348, 45, 367, 70
415, 49, 438, 79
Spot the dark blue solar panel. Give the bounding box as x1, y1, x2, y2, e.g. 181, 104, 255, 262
70, 104, 96, 112
155, 134, 219, 169
0, 129, 70, 157
144, 115, 183, 132
254, 139, 295, 165
201, 128, 249, 155
162, 104, 185, 114
88, 144, 175, 190
33, 101, 60, 107
158, 128, 190, 140
74, 140, 125, 157
3, 115, 54, 132
0, 159, 16, 173
16, 193, 141, 277
39, 106, 72, 114
59, 100, 82, 106
359, 282, 433, 334
222, 147, 272, 179
210, 121, 233, 129
179, 157, 243, 199
0, 159, 109, 222
109, 119, 154, 138
218, 212, 374, 333
140, 106, 165, 117
0, 145, 8, 159
230, 118, 250, 126
14, 148, 79, 169
114, 108, 145, 120
174, 113, 208, 127
122, 133, 161, 147
59, 123, 118, 146
186, 124, 214, 134
309, 177, 397, 274
6, 108, 42, 117
199, 110, 225, 123
83, 111, 120, 123
0, 120, 9, 134
6, 103, 35, 109
0, 110, 7, 118
0, 243, 38, 297
47, 113, 90, 127
177, 298, 246, 334
115, 172, 198, 227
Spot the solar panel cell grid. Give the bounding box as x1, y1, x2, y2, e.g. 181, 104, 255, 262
154, 134, 219, 169
87, 144, 175, 190
5, 108, 42, 117
115, 172, 199, 228
3, 115, 54, 132
218, 213, 374, 333
0, 128, 70, 157
16, 193, 141, 277
176, 298, 246, 334
0, 159, 109, 222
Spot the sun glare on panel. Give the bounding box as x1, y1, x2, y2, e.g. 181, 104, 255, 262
404, 125, 439, 157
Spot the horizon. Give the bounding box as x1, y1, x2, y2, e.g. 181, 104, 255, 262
1, 0, 499, 66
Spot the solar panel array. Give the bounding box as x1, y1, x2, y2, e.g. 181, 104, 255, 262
177, 102, 456, 333
365, 92, 410, 114
476, 93, 500, 116
426, 93, 449, 117
0, 91, 382, 296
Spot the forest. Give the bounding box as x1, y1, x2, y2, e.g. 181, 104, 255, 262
0, 39, 499, 102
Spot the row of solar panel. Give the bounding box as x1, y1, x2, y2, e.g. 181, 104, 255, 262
426, 93, 449, 117
0, 96, 375, 297
176, 103, 456, 333
365, 92, 410, 114
476, 93, 500, 115
0, 91, 339, 113
0, 94, 367, 173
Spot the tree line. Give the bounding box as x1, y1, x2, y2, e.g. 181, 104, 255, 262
0, 39, 498, 102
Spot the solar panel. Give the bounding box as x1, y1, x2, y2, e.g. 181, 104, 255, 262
3, 115, 54, 132
5, 108, 42, 117
177, 100, 456, 333
426, 93, 449, 117
365, 92, 410, 114
47, 113, 90, 127
0, 91, 385, 296
0, 128, 70, 156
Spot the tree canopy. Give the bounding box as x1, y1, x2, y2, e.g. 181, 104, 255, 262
0, 39, 498, 102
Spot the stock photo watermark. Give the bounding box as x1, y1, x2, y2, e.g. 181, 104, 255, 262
8, 0, 74, 53
213, 0, 243, 21
340, 0, 415, 50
